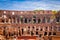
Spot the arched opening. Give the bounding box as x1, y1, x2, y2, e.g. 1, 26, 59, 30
39, 34, 42, 37
49, 32, 51, 36
33, 19, 36, 23
36, 31, 38, 35
38, 19, 41, 23
24, 18, 27, 23
31, 31, 34, 36
44, 32, 47, 36
53, 32, 56, 35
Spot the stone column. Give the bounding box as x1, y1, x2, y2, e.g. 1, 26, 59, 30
20, 18, 22, 23
4, 18, 6, 23
27, 19, 29, 23
30, 26, 32, 35
12, 18, 14, 23
23, 18, 25, 23
43, 27, 45, 31
48, 26, 49, 31
24, 27, 27, 36
41, 18, 42, 23
57, 26, 59, 31
15, 17, 17, 23
52, 26, 54, 31
34, 26, 36, 36
19, 18, 21, 24
8, 19, 11, 23
36, 19, 38, 23
45, 18, 47, 23
31, 18, 33, 24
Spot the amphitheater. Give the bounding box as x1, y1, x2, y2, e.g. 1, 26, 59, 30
0, 10, 60, 40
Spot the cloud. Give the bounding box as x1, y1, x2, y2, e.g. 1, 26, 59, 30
0, 0, 60, 10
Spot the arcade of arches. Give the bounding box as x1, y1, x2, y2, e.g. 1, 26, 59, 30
0, 10, 60, 40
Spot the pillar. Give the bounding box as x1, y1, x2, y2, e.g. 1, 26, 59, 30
48, 26, 49, 31
15, 17, 17, 23
8, 19, 11, 23
52, 26, 54, 31
43, 27, 45, 31
12, 18, 14, 23
19, 18, 21, 24
36, 19, 38, 23
34, 26, 36, 36
23, 18, 25, 23
31, 17, 34, 24
4, 18, 6, 23
24, 27, 27, 35
45, 18, 47, 23
27, 19, 29, 23
41, 18, 42, 23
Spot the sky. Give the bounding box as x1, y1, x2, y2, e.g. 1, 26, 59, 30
0, 0, 60, 11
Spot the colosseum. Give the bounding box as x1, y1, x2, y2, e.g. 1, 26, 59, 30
0, 10, 60, 40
